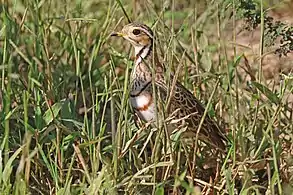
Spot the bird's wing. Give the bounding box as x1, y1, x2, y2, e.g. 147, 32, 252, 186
155, 79, 227, 149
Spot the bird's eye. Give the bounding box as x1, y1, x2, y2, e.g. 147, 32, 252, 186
132, 29, 141, 35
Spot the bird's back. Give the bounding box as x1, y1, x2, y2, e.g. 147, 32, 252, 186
165, 81, 227, 149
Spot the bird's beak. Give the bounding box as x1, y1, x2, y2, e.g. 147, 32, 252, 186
110, 32, 125, 37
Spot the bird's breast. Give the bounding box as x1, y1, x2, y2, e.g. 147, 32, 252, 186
130, 93, 156, 122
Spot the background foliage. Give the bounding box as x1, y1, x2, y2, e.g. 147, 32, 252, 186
0, 0, 293, 194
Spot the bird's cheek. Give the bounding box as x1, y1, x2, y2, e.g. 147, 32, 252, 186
139, 37, 151, 46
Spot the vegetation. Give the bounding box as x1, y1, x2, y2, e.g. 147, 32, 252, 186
0, 0, 293, 194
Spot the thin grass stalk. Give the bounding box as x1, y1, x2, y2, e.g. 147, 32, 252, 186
114, 59, 130, 179
194, 79, 220, 154
259, 0, 264, 82
253, 105, 281, 159
2, 7, 12, 166
150, 29, 159, 194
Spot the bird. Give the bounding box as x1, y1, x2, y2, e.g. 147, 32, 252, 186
111, 22, 227, 150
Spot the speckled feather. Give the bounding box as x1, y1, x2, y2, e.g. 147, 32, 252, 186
114, 22, 227, 149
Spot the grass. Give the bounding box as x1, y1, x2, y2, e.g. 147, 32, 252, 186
0, 0, 293, 194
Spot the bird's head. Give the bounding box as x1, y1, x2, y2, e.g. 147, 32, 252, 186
111, 23, 153, 51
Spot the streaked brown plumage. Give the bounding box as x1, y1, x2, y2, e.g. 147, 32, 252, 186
111, 22, 227, 150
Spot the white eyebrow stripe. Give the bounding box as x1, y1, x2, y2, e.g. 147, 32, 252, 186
140, 28, 153, 39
